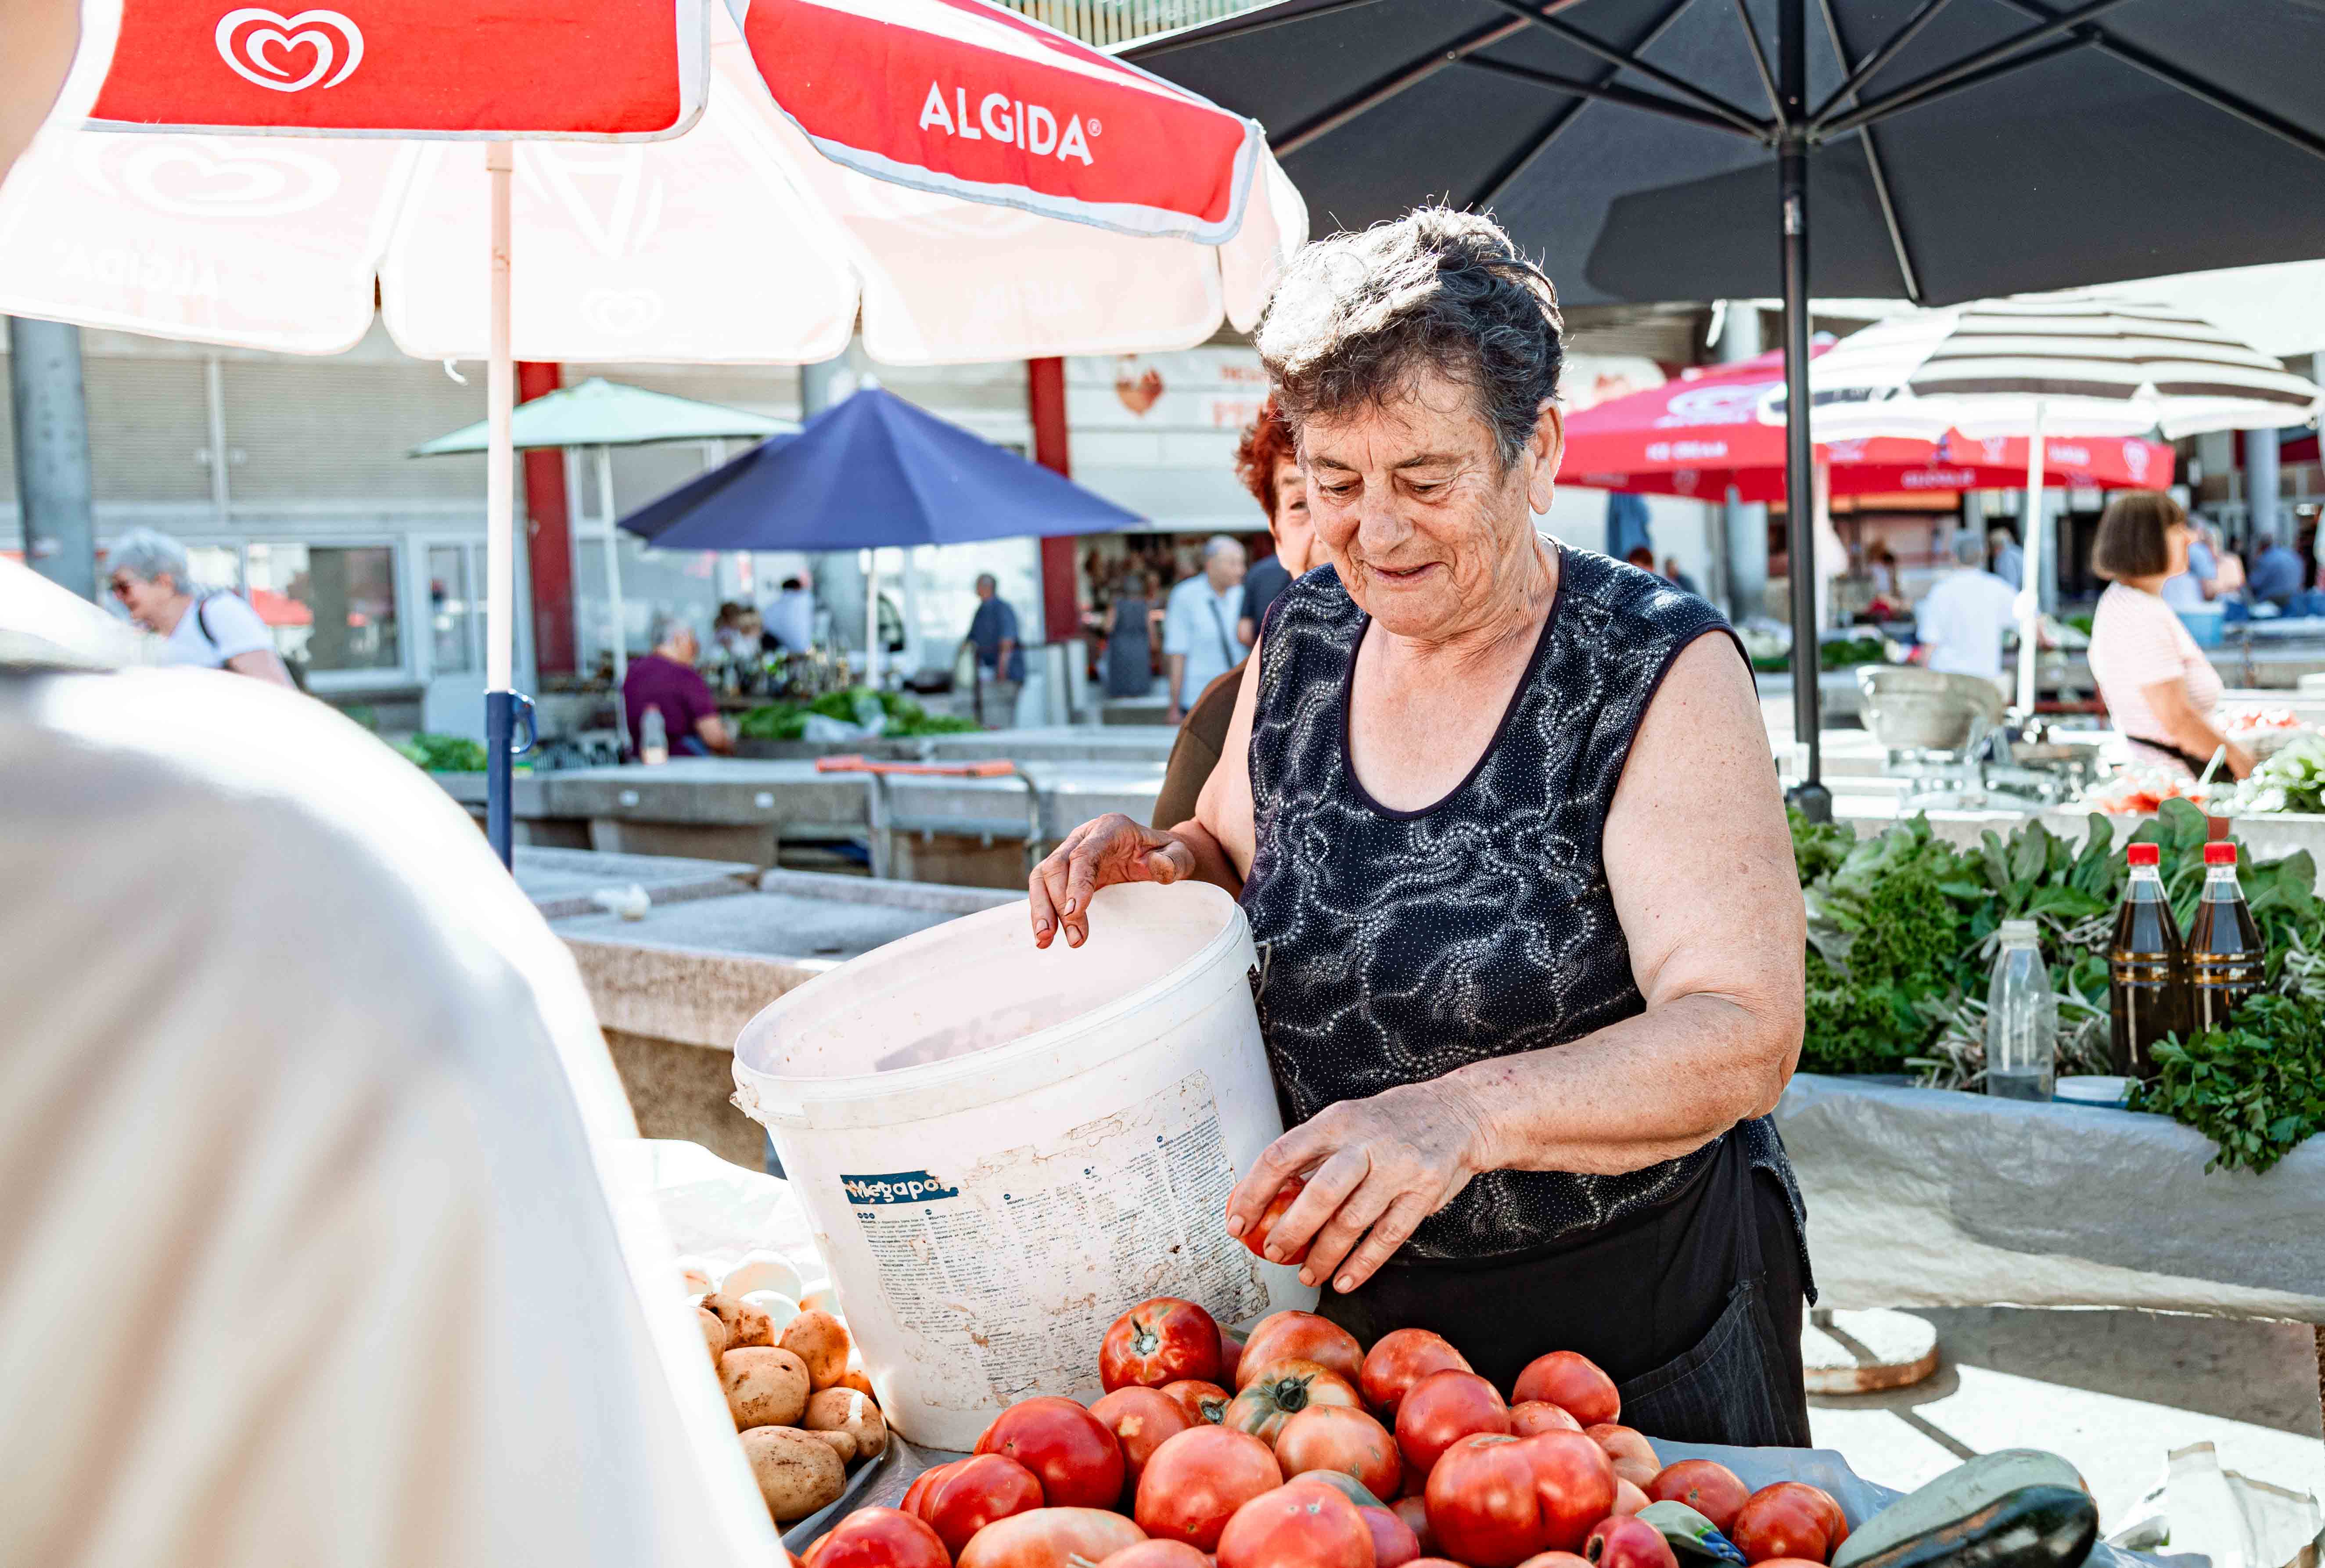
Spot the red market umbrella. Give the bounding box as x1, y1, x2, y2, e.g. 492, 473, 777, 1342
1560, 349, 2174, 504
53, 0, 1284, 867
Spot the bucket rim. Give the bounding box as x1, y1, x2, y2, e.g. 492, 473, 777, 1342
733, 881, 1253, 1118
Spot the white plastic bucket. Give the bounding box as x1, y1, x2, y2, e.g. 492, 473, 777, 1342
730, 881, 1314, 1450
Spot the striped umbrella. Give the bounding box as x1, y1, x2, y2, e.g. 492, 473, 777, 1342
1779, 295, 2321, 713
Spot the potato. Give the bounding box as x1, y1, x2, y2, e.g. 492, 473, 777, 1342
697, 1305, 729, 1363
806, 1428, 859, 1465
799, 1286, 843, 1317
701, 1291, 774, 1349
721, 1345, 810, 1429
742, 1291, 801, 1334
722, 1251, 804, 1301
803, 1386, 887, 1460
738, 1424, 845, 1522
780, 1309, 852, 1390
676, 1256, 717, 1296
839, 1367, 876, 1399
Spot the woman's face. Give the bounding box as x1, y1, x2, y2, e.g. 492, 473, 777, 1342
1300, 367, 1560, 640
2167, 520, 2193, 576
108, 569, 180, 631
1269, 457, 1316, 577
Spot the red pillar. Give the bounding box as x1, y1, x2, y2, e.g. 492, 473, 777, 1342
1027, 356, 1080, 645
518, 360, 576, 676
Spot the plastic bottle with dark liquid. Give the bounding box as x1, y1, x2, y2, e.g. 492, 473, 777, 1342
2109, 842, 2186, 1079
2187, 841, 2265, 1036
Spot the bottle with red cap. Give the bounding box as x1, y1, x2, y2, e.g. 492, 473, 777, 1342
2187, 841, 2265, 1036
2109, 842, 2186, 1079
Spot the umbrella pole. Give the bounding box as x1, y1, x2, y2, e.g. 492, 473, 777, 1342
2016, 399, 2048, 715
483, 140, 528, 870
597, 443, 631, 754
1777, 0, 1829, 821
864, 550, 881, 689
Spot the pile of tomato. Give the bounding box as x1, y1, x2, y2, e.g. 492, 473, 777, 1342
795, 1299, 1849, 1568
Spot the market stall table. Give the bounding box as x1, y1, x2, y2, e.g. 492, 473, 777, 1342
510, 845, 758, 919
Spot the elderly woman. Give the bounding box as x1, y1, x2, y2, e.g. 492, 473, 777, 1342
2088, 491, 2251, 779
1030, 209, 1810, 1444
106, 527, 295, 686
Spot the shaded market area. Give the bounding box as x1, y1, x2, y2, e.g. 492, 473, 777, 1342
5, 2, 2325, 1568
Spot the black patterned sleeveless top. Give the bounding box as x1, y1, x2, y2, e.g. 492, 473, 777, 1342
1240, 542, 1804, 1264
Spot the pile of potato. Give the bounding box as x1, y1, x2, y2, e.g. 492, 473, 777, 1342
686, 1251, 888, 1525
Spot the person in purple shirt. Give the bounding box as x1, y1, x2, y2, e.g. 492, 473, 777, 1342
623, 612, 733, 759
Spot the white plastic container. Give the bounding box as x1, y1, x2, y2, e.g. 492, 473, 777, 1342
731, 881, 1314, 1449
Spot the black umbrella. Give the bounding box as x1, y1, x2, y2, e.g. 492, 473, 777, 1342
1130, 0, 2325, 813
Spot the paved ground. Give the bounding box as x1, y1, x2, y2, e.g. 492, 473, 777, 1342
1811, 1308, 2325, 1536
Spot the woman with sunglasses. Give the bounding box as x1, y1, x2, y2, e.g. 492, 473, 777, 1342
107, 527, 295, 687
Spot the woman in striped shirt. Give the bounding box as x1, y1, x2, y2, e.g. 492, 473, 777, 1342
2086, 490, 2251, 780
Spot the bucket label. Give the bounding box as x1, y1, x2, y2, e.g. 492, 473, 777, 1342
844, 1069, 1269, 1407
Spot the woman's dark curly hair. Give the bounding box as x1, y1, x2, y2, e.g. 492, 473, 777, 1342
1256, 205, 1563, 471
1233, 393, 1297, 521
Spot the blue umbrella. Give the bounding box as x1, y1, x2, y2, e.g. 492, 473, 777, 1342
621, 385, 1144, 682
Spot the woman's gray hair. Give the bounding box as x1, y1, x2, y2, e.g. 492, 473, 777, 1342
108, 526, 195, 593
1257, 205, 1564, 471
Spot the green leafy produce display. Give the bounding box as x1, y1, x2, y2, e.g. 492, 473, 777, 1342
1790, 798, 2325, 1170
2224, 734, 2325, 816
736, 689, 981, 741
1753, 634, 1888, 673
397, 732, 490, 772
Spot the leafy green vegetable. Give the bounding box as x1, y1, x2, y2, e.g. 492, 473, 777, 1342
2134, 993, 2325, 1172
2225, 734, 2325, 816
397, 732, 489, 772
735, 688, 981, 741
1754, 635, 1888, 673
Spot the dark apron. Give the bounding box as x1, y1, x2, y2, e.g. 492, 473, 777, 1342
1315, 1133, 1810, 1447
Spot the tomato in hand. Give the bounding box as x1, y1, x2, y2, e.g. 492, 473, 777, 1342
1586, 1424, 1660, 1489
1239, 1310, 1364, 1390
1361, 1327, 1474, 1418
1216, 1482, 1376, 1568
1100, 1298, 1223, 1391
1729, 1483, 1848, 1565
916, 1454, 1045, 1557
1160, 1378, 1231, 1425
1237, 1176, 1311, 1266
956, 1507, 1148, 1568
1513, 1351, 1620, 1427
1395, 1368, 1510, 1476
803, 1507, 950, 1568
1648, 1460, 1750, 1534
975, 1396, 1126, 1512
1090, 1387, 1193, 1494
1276, 1404, 1402, 1501
1134, 1425, 1283, 1552
1223, 1359, 1364, 1445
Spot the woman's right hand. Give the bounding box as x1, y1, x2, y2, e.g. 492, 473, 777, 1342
1028, 813, 1196, 949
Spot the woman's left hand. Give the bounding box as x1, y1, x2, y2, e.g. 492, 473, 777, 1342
1225, 1081, 1492, 1295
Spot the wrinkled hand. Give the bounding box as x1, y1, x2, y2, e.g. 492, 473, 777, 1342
1225, 1082, 1491, 1295
1028, 813, 1196, 949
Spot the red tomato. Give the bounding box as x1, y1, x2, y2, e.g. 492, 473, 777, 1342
1092, 1387, 1194, 1493
1394, 1368, 1510, 1476
1514, 1556, 1595, 1568
1729, 1484, 1848, 1565
1276, 1404, 1402, 1500
1648, 1461, 1750, 1534
1216, 1482, 1375, 1568
1585, 1424, 1660, 1489
1522, 1431, 1618, 1555
1238, 1312, 1363, 1390
1410, 1561, 1473, 1568
1360, 1327, 1473, 1418
1511, 1401, 1582, 1436
1223, 1360, 1363, 1445
1392, 1494, 1436, 1556
1426, 1434, 1557, 1568
1134, 1425, 1284, 1552
918, 1454, 1046, 1557
1161, 1379, 1232, 1426
1288, 1471, 1389, 1511
1588, 1514, 1681, 1568
803, 1507, 949, 1568
1097, 1543, 1214, 1568
1362, 1503, 1423, 1568
900, 1459, 959, 1520
956, 1507, 1148, 1568
1613, 1478, 1652, 1516
976, 1397, 1127, 1512
1513, 1352, 1620, 1427
1219, 1327, 1246, 1386
1238, 1176, 1310, 1266
1101, 1298, 1224, 1392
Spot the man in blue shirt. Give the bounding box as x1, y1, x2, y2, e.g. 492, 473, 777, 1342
964, 573, 1023, 727
2248, 532, 2307, 608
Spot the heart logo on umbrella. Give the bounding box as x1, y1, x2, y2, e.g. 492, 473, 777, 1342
213, 8, 365, 94
102, 137, 342, 219
1115, 360, 1164, 416
584, 288, 665, 337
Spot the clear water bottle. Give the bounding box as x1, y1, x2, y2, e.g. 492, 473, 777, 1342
639, 705, 668, 766
1985, 918, 2056, 1101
